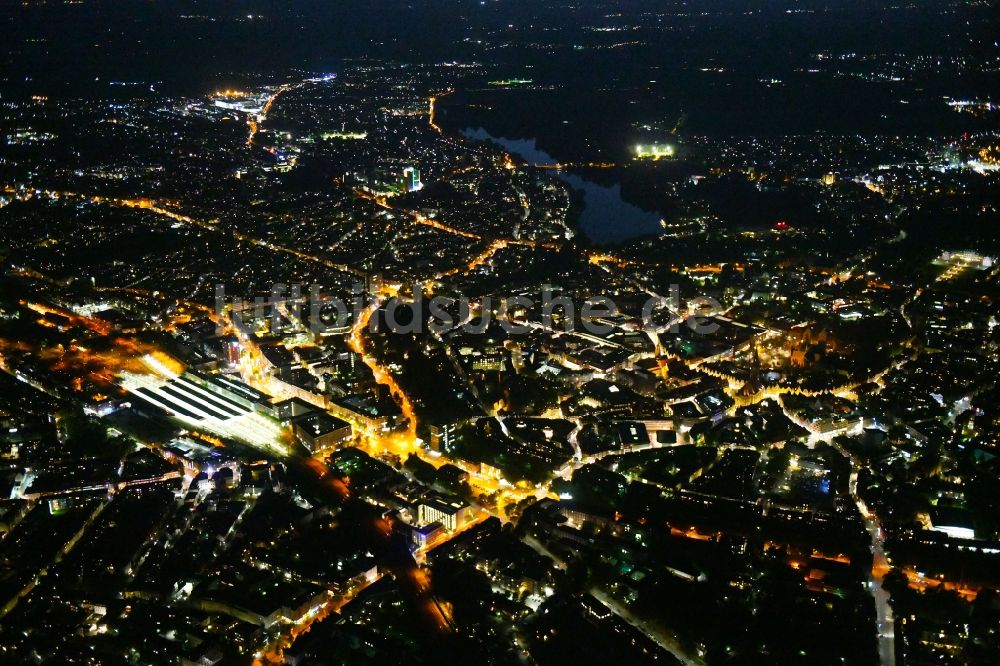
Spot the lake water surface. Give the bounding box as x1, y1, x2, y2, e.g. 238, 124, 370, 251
462, 128, 663, 245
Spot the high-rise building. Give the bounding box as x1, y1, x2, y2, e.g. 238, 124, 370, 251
402, 166, 423, 192
428, 422, 457, 452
